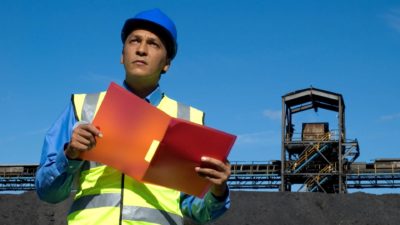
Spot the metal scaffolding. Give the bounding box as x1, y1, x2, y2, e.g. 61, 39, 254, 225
280, 87, 360, 193
0, 165, 36, 191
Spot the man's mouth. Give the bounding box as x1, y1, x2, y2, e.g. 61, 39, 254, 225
133, 60, 147, 65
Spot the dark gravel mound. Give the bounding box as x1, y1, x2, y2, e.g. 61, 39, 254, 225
1, 191, 400, 225
0, 191, 73, 225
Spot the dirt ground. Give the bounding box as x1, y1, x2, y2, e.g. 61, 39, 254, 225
1, 191, 400, 225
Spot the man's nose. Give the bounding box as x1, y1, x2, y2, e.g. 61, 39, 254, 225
136, 42, 148, 56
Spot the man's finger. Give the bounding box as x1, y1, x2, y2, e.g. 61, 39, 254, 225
84, 124, 103, 137
196, 167, 226, 179
201, 157, 229, 172
76, 124, 102, 138
195, 167, 227, 186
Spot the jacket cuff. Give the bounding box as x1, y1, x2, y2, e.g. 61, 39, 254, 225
205, 186, 230, 206
56, 147, 84, 175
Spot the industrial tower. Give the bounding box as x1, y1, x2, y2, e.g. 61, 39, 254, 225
280, 87, 360, 193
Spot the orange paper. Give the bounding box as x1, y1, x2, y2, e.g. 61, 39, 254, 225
80, 82, 236, 197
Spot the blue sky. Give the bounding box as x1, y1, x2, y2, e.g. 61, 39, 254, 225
1, 1, 400, 191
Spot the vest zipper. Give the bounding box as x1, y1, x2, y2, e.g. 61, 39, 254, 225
119, 173, 125, 225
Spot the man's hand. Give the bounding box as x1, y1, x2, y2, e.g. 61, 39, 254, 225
195, 156, 231, 198
65, 123, 103, 160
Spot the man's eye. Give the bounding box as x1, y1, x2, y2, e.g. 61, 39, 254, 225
149, 41, 160, 48
129, 38, 140, 44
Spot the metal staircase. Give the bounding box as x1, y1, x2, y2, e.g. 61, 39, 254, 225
301, 164, 333, 192
291, 133, 331, 173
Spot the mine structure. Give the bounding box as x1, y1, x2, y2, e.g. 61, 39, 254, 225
280, 87, 359, 193
229, 87, 400, 193
1, 87, 400, 193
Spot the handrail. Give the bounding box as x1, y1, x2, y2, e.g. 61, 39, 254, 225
304, 164, 333, 191
291, 132, 331, 172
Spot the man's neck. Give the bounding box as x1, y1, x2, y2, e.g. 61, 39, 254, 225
123, 80, 158, 99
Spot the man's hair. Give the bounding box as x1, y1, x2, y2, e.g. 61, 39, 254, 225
121, 20, 174, 60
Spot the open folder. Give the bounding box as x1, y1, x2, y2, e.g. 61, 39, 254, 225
80, 82, 236, 198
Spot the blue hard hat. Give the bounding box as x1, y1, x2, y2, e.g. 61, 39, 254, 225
121, 8, 178, 59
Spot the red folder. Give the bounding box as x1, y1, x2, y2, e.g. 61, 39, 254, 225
80, 82, 236, 197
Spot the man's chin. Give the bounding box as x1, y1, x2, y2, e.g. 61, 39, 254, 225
125, 73, 160, 85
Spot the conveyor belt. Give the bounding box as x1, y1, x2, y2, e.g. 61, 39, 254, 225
1, 162, 400, 191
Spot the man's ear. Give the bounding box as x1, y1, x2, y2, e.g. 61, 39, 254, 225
120, 47, 125, 64
162, 59, 171, 73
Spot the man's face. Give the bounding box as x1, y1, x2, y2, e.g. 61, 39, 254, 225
121, 29, 170, 81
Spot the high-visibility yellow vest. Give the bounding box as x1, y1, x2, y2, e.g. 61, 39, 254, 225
67, 91, 204, 225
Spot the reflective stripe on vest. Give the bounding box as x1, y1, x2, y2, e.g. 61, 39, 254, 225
73, 92, 106, 122
69, 91, 204, 225
122, 206, 182, 225
70, 193, 181, 225
70, 193, 121, 212
81, 93, 100, 122
177, 102, 190, 121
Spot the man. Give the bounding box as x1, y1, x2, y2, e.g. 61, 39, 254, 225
35, 8, 231, 225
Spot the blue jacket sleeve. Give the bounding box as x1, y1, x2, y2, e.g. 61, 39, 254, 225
180, 188, 230, 224
35, 102, 84, 203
